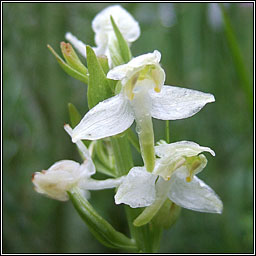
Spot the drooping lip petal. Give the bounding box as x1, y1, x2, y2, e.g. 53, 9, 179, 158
167, 170, 223, 214
72, 93, 134, 142
114, 167, 157, 208
150, 85, 215, 120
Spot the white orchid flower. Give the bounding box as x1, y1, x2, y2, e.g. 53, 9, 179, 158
114, 141, 223, 226
65, 5, 140, 66
32, 124, 124, 201
71, 50, 215, 172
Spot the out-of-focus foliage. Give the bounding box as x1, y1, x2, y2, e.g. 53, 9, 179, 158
3, 3, 253, 253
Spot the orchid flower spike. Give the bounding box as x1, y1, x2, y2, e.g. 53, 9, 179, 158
114, 141, 223, 226
71, 50, 215, 172
65, 5, 140, 66
32, 124, 124, 201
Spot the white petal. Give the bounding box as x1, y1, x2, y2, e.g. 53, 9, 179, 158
114, 167, 157, 208
150, 85, 215, 120
155, 140, 215, 158
107, 50, 162, 81
65, 32, 87, 58
128, 50, 161, 68
92, 5, 140, 44
168, 171, 223, 214
72, 94, 134, 142
107, 63, 137, 81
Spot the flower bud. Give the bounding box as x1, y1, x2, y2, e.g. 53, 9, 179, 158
32, 160, 89, 201
60, 42, 88, 75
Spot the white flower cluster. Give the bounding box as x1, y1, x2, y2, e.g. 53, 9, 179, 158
33, 5, 222, 219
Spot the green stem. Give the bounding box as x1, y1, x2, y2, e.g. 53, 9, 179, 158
165, 120, 170, 143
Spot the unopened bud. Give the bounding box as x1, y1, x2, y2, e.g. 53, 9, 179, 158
60, 42, 88, 75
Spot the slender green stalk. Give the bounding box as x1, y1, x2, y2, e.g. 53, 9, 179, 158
165, 120, 170, 143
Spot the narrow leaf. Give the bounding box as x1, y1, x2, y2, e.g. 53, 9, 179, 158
97, 55, 116, 93
86, 46, 113, 108
110, 16, 132, 63
97, 55, 109, 74
47, 44, 88, 84
68, 103, 82, 128
220, 4, 253, 114
68, 187, 137, 251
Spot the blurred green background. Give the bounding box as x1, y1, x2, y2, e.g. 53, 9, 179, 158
3, 3, 253, 253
